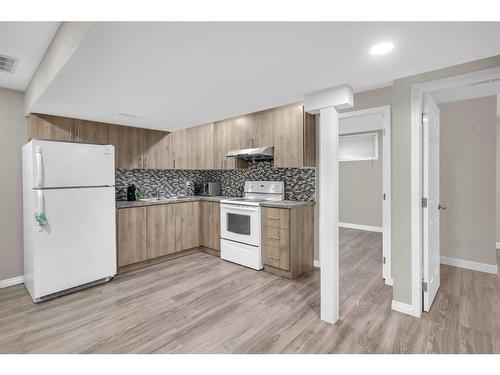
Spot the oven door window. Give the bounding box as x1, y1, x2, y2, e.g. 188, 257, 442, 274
227, 213, 251, 235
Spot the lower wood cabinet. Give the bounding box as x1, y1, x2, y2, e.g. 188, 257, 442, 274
118, 201, 206, 268
175, 201, 200, 252
261, 205, 314, 279
200, 201, 220, 251
117, 207, 147, 267
146, 204, 176, 259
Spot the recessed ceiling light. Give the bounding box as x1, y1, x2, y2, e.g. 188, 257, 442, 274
370, 42, 394, 56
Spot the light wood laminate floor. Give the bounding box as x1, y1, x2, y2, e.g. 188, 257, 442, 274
0, 228, 498, 353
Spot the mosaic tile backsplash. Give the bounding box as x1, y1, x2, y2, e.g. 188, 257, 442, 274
115, 160, 315, 201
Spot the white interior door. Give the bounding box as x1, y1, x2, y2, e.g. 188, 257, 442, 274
422, 94, 441, 312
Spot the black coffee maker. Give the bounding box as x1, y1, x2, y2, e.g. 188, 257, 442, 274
127, 184, 137, 201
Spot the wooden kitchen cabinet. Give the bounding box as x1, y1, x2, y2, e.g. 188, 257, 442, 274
272, 104, 316, 168
213, 116, 252, 169
117, 207, 147, 267
143, 129, 174, 169
200, 201, 220, 251
73, 119, 109, 144
108, 124, 145, 169
173, 123, 214, 169
261, 205, 314, 279
28, 114, 73, 142
146, 204, 176, 259
175, 201, 200, 252
28, 114, 109, 144
252, 110, 274, 148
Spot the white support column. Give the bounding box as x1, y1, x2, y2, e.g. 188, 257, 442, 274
318, 107, 339, 323
305, 85, 353, 324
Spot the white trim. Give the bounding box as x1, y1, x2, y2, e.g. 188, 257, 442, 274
339, 105, 391, 121
385, 278, 393, 286
440, 256, 497, 274
314, 260, 320, 268
496, 242, 500, 249
411, 66, 500, 319
339, 222, 382, 233
339, 105, 392, 285
391, 300, 421, 317
0, 275, 24, 289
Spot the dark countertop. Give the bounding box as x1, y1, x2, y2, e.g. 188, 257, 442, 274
260, 200, 315, 208
116, 196, 231, 208
116, 196, 315, 209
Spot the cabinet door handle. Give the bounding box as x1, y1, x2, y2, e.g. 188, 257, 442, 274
267, 216, 280, 220
269, 236, 280, 240
268, 256, 279, 260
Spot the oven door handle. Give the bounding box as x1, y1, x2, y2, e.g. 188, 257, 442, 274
221, 204, 259, 212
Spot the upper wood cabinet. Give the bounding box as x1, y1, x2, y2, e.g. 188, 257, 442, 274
191, 123, 214, 170
28, 114, 73, 142
173, 123, 214, 170
73, 119, 109, 144
28, 114, 109, 144
213, 116, 252, 169
143, 130, 173, 169
272, 104, 316, 168
108, 124, 144, 169
252, 110, 274, 148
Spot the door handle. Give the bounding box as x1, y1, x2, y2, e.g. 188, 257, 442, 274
438, 203, 447, 210
35, 146, 43, 188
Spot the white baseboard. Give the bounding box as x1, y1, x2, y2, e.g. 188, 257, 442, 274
339, 222, 382, 233
391, 300, 420, 317
440, 256, 497, 274
0, 275, 24, 289
496, 242, 500, 249
313, 260, 320, 268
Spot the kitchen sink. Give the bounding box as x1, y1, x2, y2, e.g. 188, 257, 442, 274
139, 196, 188, 202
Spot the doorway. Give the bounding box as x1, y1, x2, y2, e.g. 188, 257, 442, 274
338, 105, 392, 285
411, 66, 500, 315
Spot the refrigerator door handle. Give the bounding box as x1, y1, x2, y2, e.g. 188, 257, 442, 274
35, 146, 43, 188
35, 190, 46, 231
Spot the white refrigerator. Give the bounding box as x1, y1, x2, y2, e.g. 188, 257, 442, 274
22, 140, 117, 302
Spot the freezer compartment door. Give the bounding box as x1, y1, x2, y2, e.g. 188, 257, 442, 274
29, 140, 114, 188
31, 187, 116, 299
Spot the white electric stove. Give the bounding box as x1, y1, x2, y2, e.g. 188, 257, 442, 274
220, 181, 284, 270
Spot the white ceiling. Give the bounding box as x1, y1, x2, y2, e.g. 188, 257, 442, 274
0, 22, 60, 91
28, 22, 500, 131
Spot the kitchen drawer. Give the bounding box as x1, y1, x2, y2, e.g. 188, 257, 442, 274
262, 245, 290, 271
262, 226, 289, 249
262, 207, 289, 229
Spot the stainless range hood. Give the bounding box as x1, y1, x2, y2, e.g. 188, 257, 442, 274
226, 146, 274, 161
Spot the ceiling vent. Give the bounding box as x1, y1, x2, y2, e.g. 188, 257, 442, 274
0, 54, 19, 74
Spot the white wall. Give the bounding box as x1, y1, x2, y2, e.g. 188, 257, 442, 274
440, 96, 497, 266
0, 88, 27, 281
497, 115, 500, 246
339, 130, 383, 228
